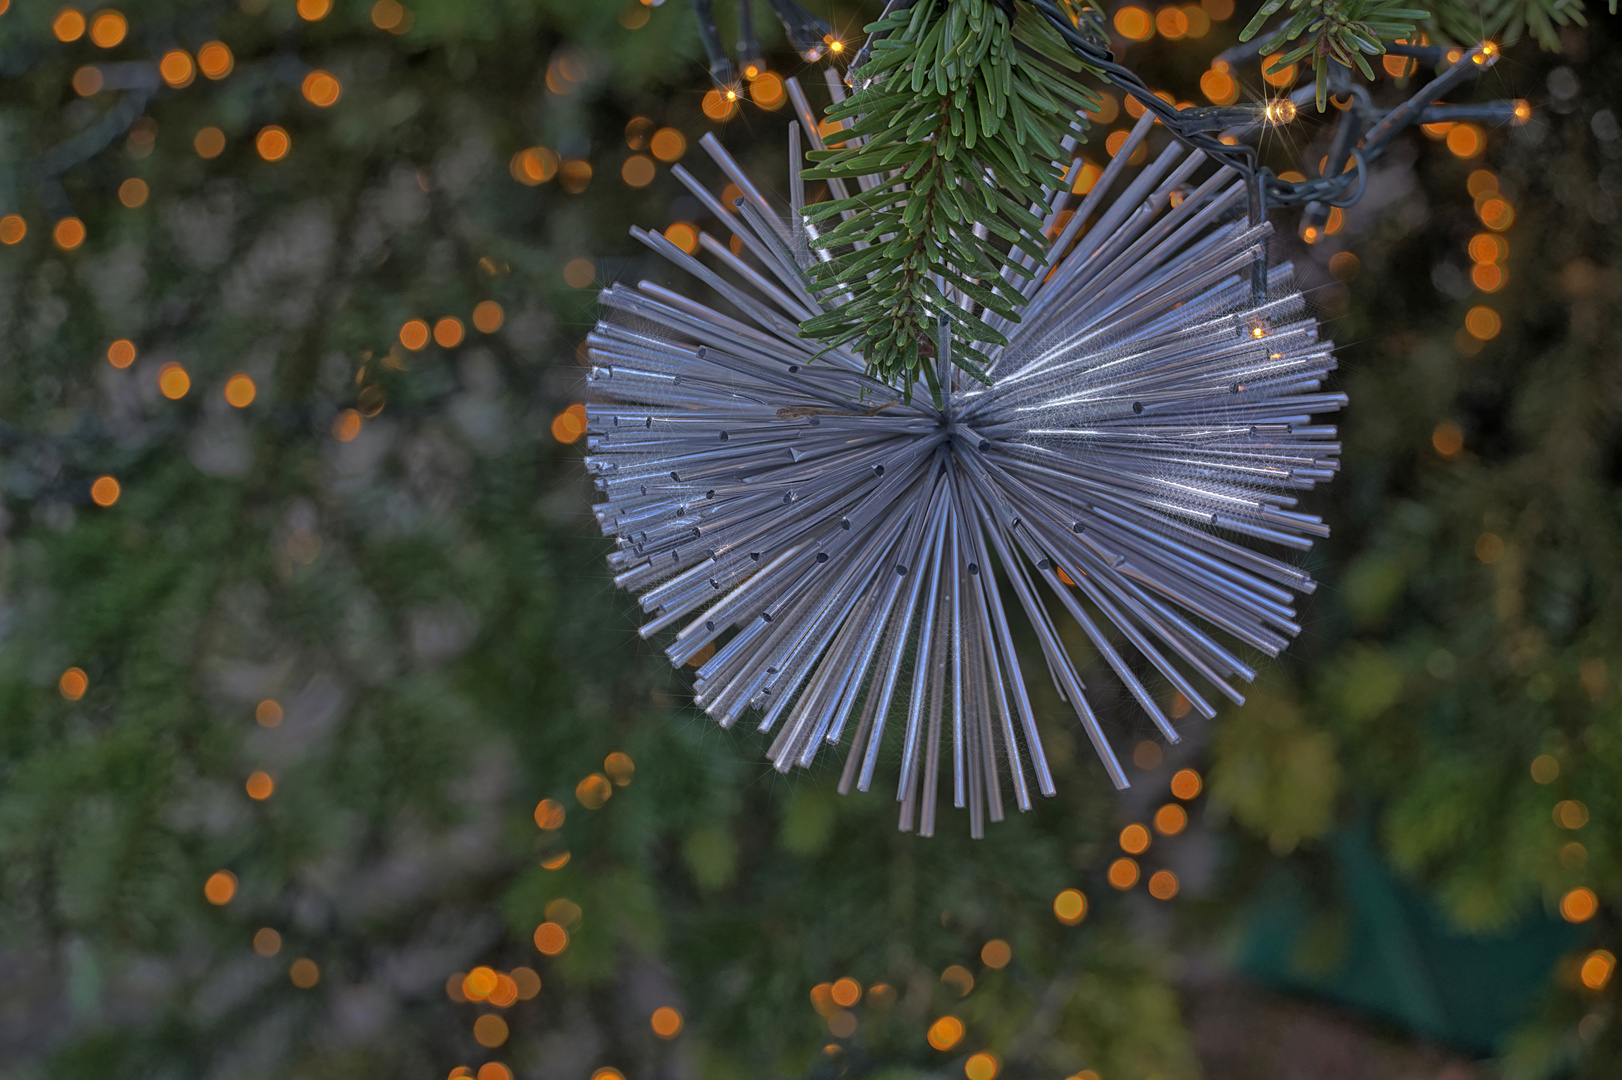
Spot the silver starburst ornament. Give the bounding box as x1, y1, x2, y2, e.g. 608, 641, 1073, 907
582, 98, 1342, 836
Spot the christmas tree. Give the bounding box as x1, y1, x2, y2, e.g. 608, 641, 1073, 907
1, 2, 1618, 1078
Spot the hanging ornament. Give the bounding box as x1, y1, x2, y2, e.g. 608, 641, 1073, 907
582, 71, 1344, 834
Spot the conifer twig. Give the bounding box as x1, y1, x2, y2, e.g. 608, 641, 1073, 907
796, 0, 1100, 403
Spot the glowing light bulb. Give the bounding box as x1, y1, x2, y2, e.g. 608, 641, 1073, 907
1512, 99, 1531, 123
1474, 41, 1497, 64
1264, 99, 1296, 125
827, 38, 844, 54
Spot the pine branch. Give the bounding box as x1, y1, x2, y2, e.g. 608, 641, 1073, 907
1240, 0, 1430, 109
1242, 0, 1613, 107
798, 0, 1099, 402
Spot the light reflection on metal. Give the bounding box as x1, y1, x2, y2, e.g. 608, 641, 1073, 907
582, 90, 1341, 837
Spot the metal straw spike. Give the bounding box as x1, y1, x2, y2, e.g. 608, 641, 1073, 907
583, 86, 1342, 835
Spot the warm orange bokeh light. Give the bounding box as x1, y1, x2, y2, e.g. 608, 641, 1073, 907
562, 257, 595, 287
1530, 754, 1560, 784
476, 1066, 511, 1080
194, 126, 226, 159
576, 773, 612, 808
1147, 870, 1180, 900
158, 362, 191, 399
980, 939, 1012, 969
1581, 950, 1616, 990
399, 319, 430, 350
1200, 67, 1238, 105
1478, 197, 1515, 231
89, 10, 126, 47
810, 982, 836, 1016
663, 222, 699, 254
1468, 169, 1499, 198
1070, 161, 1101, 195
622, 154, 656, 187
0, 215, 25, 245
256, 699, 283, 727
1262, 53, 1296, 87
1465, 306, 1501, 341
118, 177, 148, 207
302, 70, 341, 107
511, 146, 560, 185
534, 921, 569, 955
1155, 6, 1189, 38
1446, 123, 1483, 159
160, 49, 194, 88
604, 751, 635, 785
544, 895, 582, 925
1471, 263, 1505, 292
473, 1014, 508, 1047
1432, 421, 1464, 457
289, 958, 320, 988
650, 1006, 682, 1038
73, 66, 104, 96
204, 870, 238, 905
433, 316, 464, 348
513, 966, 542, 999
965, 1052, 999, 1080
472, 300, 504, 333
198, 41, 233, 79
59, 667, 89, 700
223, 374, 257, 407
534, 798, 566, 830
927, 1016, 964, 1051
53, 217, 86, 250
1154, 803, 1188, 835
1108, 857, 1140, 889
1469, 233, 1507, 264
1119, 823, 1151, 854
540, 850, 571, 870
54, 8, 87, 41
245, 770, 274, 800
1053, 888, 1087, 924
371, 0, 405, 30
463, 966, 497, 1000
702, 88, 739, 121
1561, 887, 1599, 923
90, 476, 121, 507
1170, 768, 1202, 800
1113, 6, 1153, 40
107, 338, 137, 368
296, 0, 332, 19
256, 126, 291, 161
830, 977, 861, 1007
253, 927, 282, 956
750, 72, 786, 109
487, 972, 519, 1007
332, 409, 362, 442
1555, 800, 1590, 830
551, 403, 588, 444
